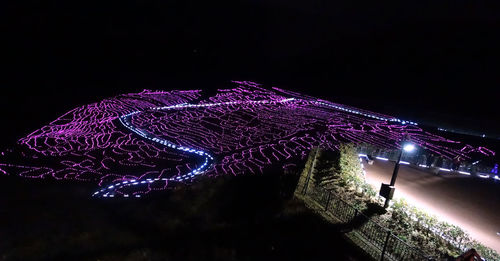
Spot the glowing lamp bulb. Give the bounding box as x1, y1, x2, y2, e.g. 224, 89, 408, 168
403, 143, 416, 153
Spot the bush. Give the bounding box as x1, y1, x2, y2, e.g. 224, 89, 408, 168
337, 143, 365, 190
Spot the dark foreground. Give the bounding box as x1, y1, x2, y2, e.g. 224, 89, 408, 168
0, 170, 367, 261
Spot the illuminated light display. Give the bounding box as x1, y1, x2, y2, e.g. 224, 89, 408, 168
0, 81, 496, 197
491, 164, 498, 174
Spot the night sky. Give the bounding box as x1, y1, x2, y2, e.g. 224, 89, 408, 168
2, 0, 500, 146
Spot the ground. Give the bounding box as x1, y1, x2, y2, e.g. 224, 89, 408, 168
0, 169, 368, 261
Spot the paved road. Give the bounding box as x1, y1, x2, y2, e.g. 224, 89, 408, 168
363, 159, 500, 252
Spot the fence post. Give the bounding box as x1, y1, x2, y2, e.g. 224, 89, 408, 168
324, 191, 331, 211
380, 230, 391, 261
302, 147, 319, 195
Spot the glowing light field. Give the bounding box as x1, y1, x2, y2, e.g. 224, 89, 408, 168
0, 81, 495, 198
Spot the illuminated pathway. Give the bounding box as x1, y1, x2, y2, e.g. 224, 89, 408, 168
363, 159, 500, 252
94, 98, 420, 197
93, 99, 291, 197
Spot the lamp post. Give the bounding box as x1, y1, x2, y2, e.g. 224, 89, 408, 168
381, 142, 416, 208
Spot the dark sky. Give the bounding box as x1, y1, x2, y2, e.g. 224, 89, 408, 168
1, 0, 500, 145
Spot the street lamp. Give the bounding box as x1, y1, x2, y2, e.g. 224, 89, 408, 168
380, 141, 416, 208
403, 143, 416, 153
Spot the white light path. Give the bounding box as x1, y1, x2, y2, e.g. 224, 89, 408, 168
313, 101, 418, 125
94, 97, 420, 198
93, 98, 297, 197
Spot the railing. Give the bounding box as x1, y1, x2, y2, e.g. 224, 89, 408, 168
356, 145, 497, 178
301, 184, 433, 261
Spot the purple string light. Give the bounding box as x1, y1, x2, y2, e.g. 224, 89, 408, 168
0, 81, 496, 198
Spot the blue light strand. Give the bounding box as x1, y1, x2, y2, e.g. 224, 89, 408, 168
94, 97, 419, 198
313, 101, 418, 125
93, 98, 297, 197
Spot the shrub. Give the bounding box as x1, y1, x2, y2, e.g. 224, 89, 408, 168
337, 143, 365, 190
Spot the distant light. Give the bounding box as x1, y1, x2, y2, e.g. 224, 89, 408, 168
478, 174, 490, 179
439, 168, 451, 172
403, 143, 416, 153
400, 161, 410, 165
376, 157, 389, 161
458, 171, 471, 175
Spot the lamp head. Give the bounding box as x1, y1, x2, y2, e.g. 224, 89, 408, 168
403, 143, 416, 153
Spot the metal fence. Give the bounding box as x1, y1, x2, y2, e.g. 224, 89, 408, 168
303, 185, 433, 261
356, 144, 497, 176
